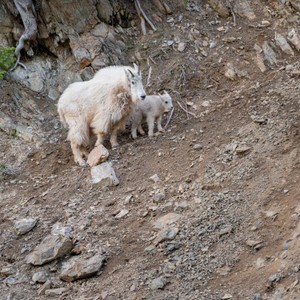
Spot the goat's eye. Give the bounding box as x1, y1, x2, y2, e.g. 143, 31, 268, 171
165, 101, 168, 104
131, 81, 135, 85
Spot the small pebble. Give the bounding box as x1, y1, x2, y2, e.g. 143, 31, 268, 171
32, 270, 48, 283
149, 277, 165, 290
115, 209, 129, 219
192, 144, 203, 150
149, 174, 160, 183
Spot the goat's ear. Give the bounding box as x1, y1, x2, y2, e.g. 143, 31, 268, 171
163, 90, 168, 95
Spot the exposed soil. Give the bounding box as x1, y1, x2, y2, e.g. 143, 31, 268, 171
1, 1, 300, 300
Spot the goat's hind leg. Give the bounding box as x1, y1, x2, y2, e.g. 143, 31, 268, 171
67, 117, 89, 167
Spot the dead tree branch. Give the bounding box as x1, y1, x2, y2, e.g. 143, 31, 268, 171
146, 57, 154, 87
146, 65, 152, 87
226, 0, 236, 27
11, 0, 37, 71
176, 100, 198, 119
134, 0, 157, 35
180, 64, 186, 87
164, 107, 174, 130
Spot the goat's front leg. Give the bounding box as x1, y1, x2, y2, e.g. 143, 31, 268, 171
157, 115, 165, 132
147, 115, 155, 137
95, 132, 105, 146
71, 141, 86, 167
110, 127, 120, 148
131, 125, 138, 139
80, 146, 89, 158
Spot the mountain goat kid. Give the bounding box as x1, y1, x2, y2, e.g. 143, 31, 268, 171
131, 91, 173, 139
57, 64, 146, 166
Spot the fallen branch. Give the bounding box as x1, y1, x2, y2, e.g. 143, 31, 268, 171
176, 100, 198, 119
148, 56, 156, 65
146, 65, 152, 87
226, 0, 236, 27
180, 64, 186, 86
164, 107, 174, 130
139, 14, 147, 35
134, 0, 157, 35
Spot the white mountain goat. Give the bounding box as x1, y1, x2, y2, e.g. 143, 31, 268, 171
131, 91, 173, 139
57, 64, 146, 166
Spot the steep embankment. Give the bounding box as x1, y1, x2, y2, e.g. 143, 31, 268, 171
1, 1, 300, 299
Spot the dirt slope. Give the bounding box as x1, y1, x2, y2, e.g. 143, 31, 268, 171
1, 1, 300, 299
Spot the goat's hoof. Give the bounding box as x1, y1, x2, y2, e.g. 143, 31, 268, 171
111, 144, 119, 150
76, 160, 87, 167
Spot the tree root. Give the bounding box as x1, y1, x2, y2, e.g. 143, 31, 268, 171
9, 53, 27, 72
11, 0, 37, 71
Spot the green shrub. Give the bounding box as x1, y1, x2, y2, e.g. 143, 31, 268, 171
0, 47, 16, 80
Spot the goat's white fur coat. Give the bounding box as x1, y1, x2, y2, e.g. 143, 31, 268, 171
58, 64, 146, 166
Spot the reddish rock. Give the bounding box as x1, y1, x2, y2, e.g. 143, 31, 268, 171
87, 145, 109, 167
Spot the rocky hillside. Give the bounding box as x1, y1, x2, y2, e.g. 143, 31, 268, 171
1, 1, 300, 299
